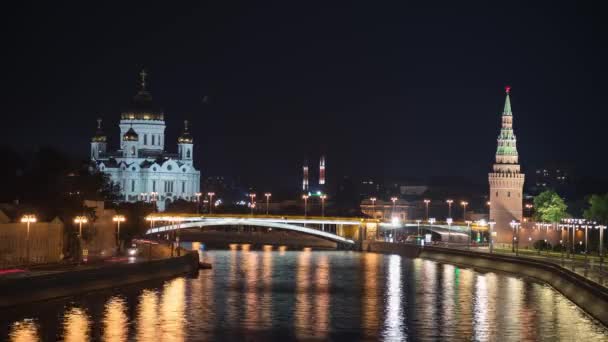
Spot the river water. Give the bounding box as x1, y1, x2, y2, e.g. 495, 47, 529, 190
2, 249, 608, 341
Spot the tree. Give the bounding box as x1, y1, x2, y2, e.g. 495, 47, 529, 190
584, 193, 608, 224
533, 190, 568, 223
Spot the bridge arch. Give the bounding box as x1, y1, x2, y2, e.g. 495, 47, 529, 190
146, 218, 357, 245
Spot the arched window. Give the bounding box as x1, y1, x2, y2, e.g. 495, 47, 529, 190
186, 149, 191, 159
144, 134, 147, 145
130, 146, 136, 156
152, 135, 155, 145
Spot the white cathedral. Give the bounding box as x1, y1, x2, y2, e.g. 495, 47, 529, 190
90, 71, 200, 211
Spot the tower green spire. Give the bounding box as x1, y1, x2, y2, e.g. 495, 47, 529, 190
503, 86, 512, 115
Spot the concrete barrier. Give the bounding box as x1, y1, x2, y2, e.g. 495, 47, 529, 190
0, 252, 199, 309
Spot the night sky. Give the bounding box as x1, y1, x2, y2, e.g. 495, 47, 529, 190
1, 2, 605, 191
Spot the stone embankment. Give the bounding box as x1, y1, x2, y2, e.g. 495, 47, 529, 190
0, 244, 199, 308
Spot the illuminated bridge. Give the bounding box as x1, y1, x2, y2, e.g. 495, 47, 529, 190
144, 214, 485, 246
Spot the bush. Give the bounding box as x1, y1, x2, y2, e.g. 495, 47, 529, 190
533, 239, 552, 251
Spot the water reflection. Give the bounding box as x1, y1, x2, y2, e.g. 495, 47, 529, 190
63, 307, 90, 342
362, 253, 380, 337
383, 254, 404, 340
160, 278, 185, 341
2, 250, 608, 341
103, 296, 128, 341
9, 319, 39, 342
136, 290, 159, 341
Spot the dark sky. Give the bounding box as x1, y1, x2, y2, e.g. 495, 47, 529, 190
1, 2, 605, 190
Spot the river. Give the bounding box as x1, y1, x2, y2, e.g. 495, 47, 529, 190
2, 249, 608, 341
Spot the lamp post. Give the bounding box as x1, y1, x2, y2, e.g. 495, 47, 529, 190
74, 215, 88, 263
465, 220, 472, 249
20, 214, 36, 266
264, 193, 272, 215
427, 217, 436, 241
150, 192, 158, 212
370, 197, 377, 219
302, 194, 309, 218
249, 193, 256, 215
195, 192, 202, 213
488, 220, 496, 253
446, 199, 453, 219
112, 215, 126, 254
510, 220, 520, 256
460, 201, 468, 221
207, 192, 215, 214
446, 218, 453, 245
320, 194, 327, 217
424, 199, 431, 220
599, 225, 606, 268
525, 203, 533, 219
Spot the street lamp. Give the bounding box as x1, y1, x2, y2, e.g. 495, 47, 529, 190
465, 220, 472, 249
195, 192, 202, 213
446, 199, 453, 219
207, 192, 215, 214
391, 196, 399, 219
73, 216, 88, 238
510, 220, 520, 256
112, 215, 126, 254
525, 203, 533, 218
424, 199, 431, 220
428, 217, 436, 241
446, 217, 453, 245
20, 214, 36, 266
370, 197, 377, 219
150, 192, 158, 211
320, 194, 327, 217
264, 193, 272, 215
488, 220, 496, 253
461, 201, 468, 221
249, 193, 256, 215
302, 194, 309, 218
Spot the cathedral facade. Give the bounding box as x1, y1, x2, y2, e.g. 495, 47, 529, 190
90, 72, 200, 211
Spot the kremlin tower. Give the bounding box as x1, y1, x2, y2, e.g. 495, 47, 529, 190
488, 86, 525, 243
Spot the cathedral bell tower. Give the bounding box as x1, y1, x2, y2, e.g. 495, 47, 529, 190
177, 120, 194, 165
91, 118, 107, 160
489, 86, 525, 243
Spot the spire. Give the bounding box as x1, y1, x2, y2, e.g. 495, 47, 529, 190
140, 69, 148, 91
503, 86, 512, 116
92, 118, 107, 142
178, 120, 193, 143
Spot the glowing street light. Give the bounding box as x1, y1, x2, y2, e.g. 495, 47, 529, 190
446, 217, 453, 244
488, 220, 496, 253
249, 193, 256, 215
391, 197, 398, 219
207, 192, 215, 214
463, 220, 472, 249
264, 193, 272, 215
73, 216, 88, 238
424, 199, 431, 220
302, 194, 309, 218
446, 199, 453, 219
20, 214, 36, 266
113, 215, 126, 253
195, 192, 202, 213
525, 203, 534, 218
370, 197, 377, 219
510, 220, 521, 256
461, 201, 469, 221
320, 194, 327, 217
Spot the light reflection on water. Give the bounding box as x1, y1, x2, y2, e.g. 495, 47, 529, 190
2, 250, 608, 341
